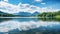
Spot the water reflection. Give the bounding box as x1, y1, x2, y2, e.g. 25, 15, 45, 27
0, 18, 12, 22
38, 18, 60, 21
0, 18, 60, 34
13, 18, 39, 22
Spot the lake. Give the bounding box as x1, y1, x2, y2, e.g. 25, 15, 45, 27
0, 18, 60, 34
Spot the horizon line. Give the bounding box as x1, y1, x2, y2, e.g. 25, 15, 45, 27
0, 17, 54, 18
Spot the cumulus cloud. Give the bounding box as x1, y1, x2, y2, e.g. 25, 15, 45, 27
0, 1, 20, 13
0, 1, 59, 14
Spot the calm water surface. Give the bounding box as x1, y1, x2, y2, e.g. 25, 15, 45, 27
0, 18, 60, 34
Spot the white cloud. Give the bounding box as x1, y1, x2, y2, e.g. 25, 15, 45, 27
0, 1, 20, 13
34, 0, 42, 2
0, 1, 59, 14
4, 0, 8, 2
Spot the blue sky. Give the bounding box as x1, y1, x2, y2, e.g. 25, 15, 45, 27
7, 0, 60, 9
0, 0, 59, 9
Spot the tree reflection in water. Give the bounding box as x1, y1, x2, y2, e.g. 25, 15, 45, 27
0, 18, 12, 22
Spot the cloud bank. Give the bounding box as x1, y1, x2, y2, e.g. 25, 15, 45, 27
0, 1, 59, 14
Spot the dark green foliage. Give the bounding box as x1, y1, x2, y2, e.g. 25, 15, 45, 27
38, 11, 60, 18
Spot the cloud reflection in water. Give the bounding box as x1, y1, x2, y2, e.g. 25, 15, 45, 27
0, 20, 60, 32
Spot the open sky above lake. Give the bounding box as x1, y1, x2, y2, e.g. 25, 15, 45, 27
0, 0, 60, 13
9, 0, 60, 9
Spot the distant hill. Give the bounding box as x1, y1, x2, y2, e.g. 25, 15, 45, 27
0, 11, 40, 17
15, 12, 32, 17
0, 11, 5, 14
15, 12, 40, 17
0, 11, 14, 17
32, 12, 40, 16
